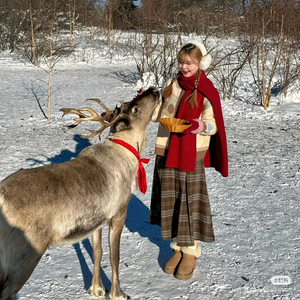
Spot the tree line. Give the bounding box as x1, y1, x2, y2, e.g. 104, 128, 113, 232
1, 0, 299, 50
0, 0, 299, 111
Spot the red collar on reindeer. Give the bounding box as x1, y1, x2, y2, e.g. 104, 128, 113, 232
109, 139, 150, 194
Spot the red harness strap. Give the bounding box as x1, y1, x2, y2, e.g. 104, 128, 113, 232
109, 139, 150, 194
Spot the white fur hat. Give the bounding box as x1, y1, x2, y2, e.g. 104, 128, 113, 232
184, 40, 212, 71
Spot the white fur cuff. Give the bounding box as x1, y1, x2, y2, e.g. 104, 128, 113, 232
170, 241, 181, 251
181, 245, 201, 258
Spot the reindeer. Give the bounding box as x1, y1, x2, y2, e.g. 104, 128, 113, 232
0, 87, 159, 300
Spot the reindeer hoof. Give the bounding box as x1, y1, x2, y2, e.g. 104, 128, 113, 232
89, 284, 106, 298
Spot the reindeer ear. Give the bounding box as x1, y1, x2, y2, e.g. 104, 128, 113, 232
110, 118, 129, 133
102, 107, 120, 123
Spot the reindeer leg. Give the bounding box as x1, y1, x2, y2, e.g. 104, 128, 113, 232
108, 208, 129, 300
90, 228, 106, 298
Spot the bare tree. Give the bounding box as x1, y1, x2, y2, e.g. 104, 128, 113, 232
244, 0, 299, 109
69, 0, 76, 46
209, 40, 250, 100
40, 10, 75, 121
28, 0, 39, 66
43, 41, 74, 121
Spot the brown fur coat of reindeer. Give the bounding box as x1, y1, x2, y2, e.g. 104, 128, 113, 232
0, 87, 159, 300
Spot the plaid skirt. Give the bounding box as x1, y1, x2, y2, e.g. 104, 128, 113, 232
150, 155, 215, 247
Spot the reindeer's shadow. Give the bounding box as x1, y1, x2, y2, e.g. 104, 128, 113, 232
51, 134, 92, 164
72, 193, 170, 293
26, 134, 93, 167
73, 239, 112, 292
74, 194, 171, 293
27, 135, 170, 295
49, 134, 92, 164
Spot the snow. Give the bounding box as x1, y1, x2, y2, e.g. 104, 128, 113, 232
0, 38, 299, 300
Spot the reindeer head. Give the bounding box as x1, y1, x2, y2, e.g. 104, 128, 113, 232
60, 87, 160, 140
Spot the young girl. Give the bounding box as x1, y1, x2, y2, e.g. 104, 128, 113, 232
150, 40, 228, 280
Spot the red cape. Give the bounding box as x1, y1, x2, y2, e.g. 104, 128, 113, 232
201, 76, 228, 177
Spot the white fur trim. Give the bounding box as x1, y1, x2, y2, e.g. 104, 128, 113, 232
170, 241, 181, 251
181, 245, 201, 258
185, 40, 212, 71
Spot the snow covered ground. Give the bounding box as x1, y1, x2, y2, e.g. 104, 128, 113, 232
0, 40, 299, 300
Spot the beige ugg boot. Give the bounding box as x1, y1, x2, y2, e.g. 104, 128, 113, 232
164, 242, 182, 274
175, 245, 201, 280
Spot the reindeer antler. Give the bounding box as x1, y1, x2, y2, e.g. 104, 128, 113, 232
60, 98, 125, 140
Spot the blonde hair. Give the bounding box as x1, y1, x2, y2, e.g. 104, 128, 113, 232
165, 44, 203, 109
